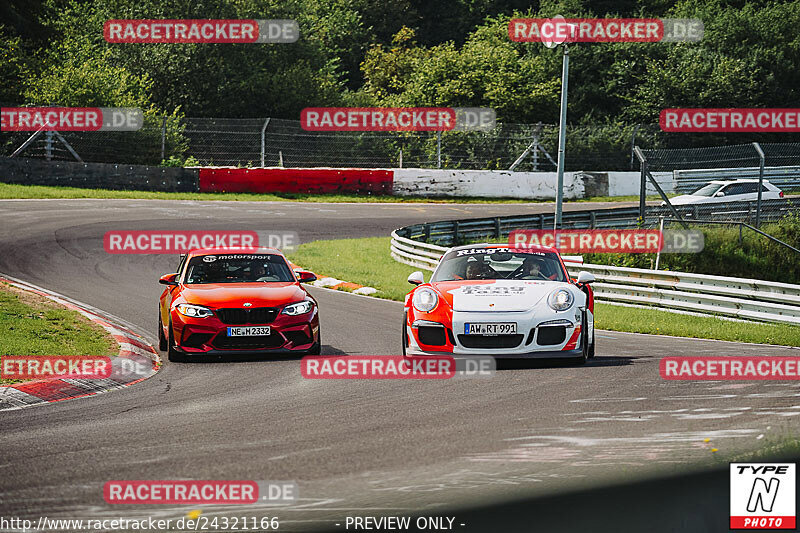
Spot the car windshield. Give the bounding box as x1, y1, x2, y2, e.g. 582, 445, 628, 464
184, 254, 294, 284
431, 248, 567, 282
691, 183, 725, 197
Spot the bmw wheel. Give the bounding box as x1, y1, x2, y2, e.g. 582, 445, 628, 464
167, 319, 185, 362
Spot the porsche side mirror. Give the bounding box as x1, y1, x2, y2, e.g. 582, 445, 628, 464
714, 191, 725, 197
159, 273, 179, 286
407, 271, 425, 285
296, 270, 317, 283
577, 271, 595, 284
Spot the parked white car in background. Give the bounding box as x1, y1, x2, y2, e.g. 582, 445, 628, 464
664, 179, 784, 206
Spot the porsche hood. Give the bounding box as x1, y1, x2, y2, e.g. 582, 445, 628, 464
439, 280, 568, 312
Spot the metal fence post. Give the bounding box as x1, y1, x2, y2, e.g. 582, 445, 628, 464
160, 116, 167, 161
260, 118, 271, 167
630, 124, 641, 170
635, 146, 647, 220
753, 142, 765, 228
44, 131, 53, 161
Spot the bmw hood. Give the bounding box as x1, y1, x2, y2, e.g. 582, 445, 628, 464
178, 282, 306, 308
443, 280, 569, 312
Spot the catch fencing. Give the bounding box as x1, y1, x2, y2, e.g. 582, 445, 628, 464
636, 143, 800, 226
2, 117, 652, 170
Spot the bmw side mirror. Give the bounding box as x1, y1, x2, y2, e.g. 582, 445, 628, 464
159, 273, 179, 286
296, 270, 317, 283
408, 271, 425, 285
577, 271, 595, 284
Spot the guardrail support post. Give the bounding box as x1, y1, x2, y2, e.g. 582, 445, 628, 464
589, 211, 596, 229
753, 142, 765, 228
424, 224, 431, 243
453, 221, 459, 245
494, 218, 501, 239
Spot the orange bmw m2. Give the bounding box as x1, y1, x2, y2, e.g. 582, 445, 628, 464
158, 248, 320, 361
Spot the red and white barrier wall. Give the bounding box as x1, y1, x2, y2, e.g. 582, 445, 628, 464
198, 167, 393, 195
196, 167, 674, 198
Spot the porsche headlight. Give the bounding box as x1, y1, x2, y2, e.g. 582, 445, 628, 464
412, 288, 439, 313
282, 300, 314, 316
175, 303, 214, 318
548, 289, 574, 311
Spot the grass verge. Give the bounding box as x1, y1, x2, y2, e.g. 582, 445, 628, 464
287, 236, 800, 347
0, 282, 118, 385
0, 182, 661, 204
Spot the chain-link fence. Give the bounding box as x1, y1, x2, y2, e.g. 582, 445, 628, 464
5, 114, 800, 177
0, 113, 186, 166
2, 117, 661, 170
636, 143, 800, 254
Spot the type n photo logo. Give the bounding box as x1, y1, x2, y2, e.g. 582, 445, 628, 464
730, 463, 795, 529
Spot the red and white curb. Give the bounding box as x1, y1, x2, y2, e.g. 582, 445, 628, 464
289, 262, 377, 296
0, 275, 161, 411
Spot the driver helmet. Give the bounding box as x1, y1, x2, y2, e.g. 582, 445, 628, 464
522, 256, 546, 275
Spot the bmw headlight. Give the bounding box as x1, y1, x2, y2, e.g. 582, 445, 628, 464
282, 300, 314, 316
548, 289, 574, 311
175, 303, 214, 318
412, 287, 438, 313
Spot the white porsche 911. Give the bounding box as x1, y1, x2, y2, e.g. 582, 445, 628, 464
403, 243, 597, 364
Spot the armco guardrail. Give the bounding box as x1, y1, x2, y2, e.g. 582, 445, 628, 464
394, 200, 795, 247
390, 230, 800, 325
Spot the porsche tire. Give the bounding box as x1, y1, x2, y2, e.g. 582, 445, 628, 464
402, 312, 408, 356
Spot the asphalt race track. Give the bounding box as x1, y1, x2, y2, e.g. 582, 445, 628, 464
1, 199, 799, 532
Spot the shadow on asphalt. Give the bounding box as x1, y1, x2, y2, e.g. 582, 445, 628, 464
496, 355, 637, 370
320, 456, 800, 533
166, 345, 347, 364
